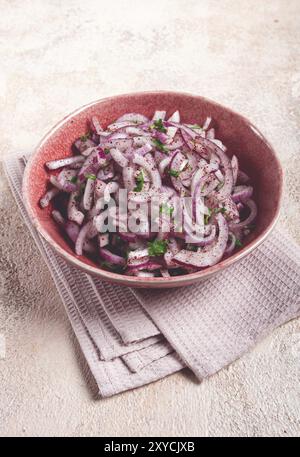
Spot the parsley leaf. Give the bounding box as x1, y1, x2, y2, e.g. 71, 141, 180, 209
190, 124, 202, 130
160, 203, 174, 216
204, 209, 212, 225
168, 169, 180, 178
152, 138, 169, 154
148, 239, 168, 257
86, 174, 97, 180
235, 238, 243, 248
134, 171, 144, 192
213, 207, 227, 215
104, 148, 110, 155
80, 132, 91, 142
70, 176, 77, 184
151, 118, 167, 133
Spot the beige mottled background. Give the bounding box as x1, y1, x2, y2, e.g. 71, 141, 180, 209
0, 0, 299, 437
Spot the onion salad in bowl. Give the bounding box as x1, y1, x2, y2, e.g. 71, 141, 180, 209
40, 110, 257, 278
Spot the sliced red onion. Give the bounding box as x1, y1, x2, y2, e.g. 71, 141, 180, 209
168, 136, 184, 150
68, 191, 84, 225
133, 136, 150, 148
99, 248, 125, 266
65, 220, 95, 253
75, 221, 94, 255
166, 110, 180, 138
74, 138, 96, 154
229, 199, 257, 229
122, 166, 136, 190
174, 214, 228, 267
206, 128, 215, 139
152, 110, 166, 121
51, 209, 65, 225
78, 149, 107, 181
110, 147, 128, 168
126, 126, 149, 136
135, 143, 153, 156
159, 156, 172, 176
94, 179, 106, 199
225, 232, 236, 255
133, 153, 162, 189
196, 138, 233, 198
232, 185, 253, 202
160, 269, 170, 278
49, 174, 77, 193
101, 137, 133, 152
231, 155, 238, 185
169, 150, 189, 194
83, 177, 95, 210
203, 116, 212, 130
210, 138, 227, 151
115, 113, 149, 124
128, 188, 159, 204
40, 187, 60, 208
152, 129, 169, 144
46, 155, 85, 170
91, 116, 103, 134
185, 225, 217, 247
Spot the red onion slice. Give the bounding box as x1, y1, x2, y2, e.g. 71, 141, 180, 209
133, 153, 162, 189
83, 177, 95, 210
231, 155, 239, 185
173, 214, 229, 267
51, 209, 65, 225
110, 148, 128, 168
229, 199, 257, 229
40, 187, 60, 208
68, 191, 84, 225
46, 155, 85, 170
99, 248, 126, 266
115, 113, 149, 124
232, 185, 253, 202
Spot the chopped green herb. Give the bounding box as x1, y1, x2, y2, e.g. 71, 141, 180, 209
80, 132, 91, 142
160, 203, 174, 216
151, 118, 167, 133
148, 239, 168, 257
86, 174, 97, 180
204, 209, 212, 225
213, 207, 227, 215
217, 181, 225, 191
134, 171, 144, 192
152, 138, 169, 154
235, 239, 243, 248
70, 176, 77, 184
168, 169, 180, 178
190, 124, 202, 130
104, 148, 110, 155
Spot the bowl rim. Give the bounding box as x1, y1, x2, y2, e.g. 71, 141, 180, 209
22, 90, 283, 287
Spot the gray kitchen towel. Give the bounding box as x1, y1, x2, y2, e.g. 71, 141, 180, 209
4, 154, 300, 397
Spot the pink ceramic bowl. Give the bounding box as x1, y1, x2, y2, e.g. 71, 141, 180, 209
23, 91, 283, 288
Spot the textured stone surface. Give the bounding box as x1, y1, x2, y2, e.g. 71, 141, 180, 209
0, 0, 299, 437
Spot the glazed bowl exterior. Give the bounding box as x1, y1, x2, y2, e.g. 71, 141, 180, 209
22, 91, 283, 288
